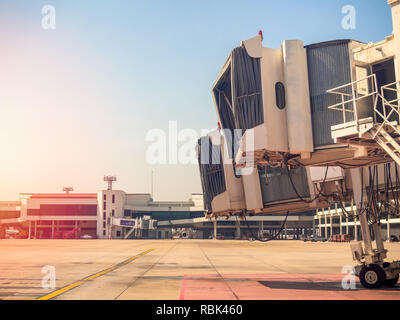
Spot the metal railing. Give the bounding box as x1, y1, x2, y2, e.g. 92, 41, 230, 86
327, 74, 379, 129
381, 81, 400, 106
372, 80, 400, 138
327, 74, 400, 137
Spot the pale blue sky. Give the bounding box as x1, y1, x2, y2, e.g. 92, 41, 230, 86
0, 0, 394, 200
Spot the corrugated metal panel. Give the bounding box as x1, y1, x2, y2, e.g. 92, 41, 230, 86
197, 137, 226, 213
231, 46, 264, 131
306, 40, 354, 147
258, 166, 310, 205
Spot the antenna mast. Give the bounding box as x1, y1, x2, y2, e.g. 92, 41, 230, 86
62, 187, 74, 194
104, 176, 117, 190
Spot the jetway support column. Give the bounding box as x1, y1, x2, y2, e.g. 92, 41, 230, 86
354, 217, 358, 241
318, 216, 321, 236
350, 168, 386, 263
312, 216, 316, 235
235, 220, 241, 239
350, 168, 373, 254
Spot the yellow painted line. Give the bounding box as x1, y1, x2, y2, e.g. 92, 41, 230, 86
37, 281, 85, 300
36, 249, 154, 300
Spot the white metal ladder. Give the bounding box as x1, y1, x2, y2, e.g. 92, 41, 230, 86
369, 125, 400, 166
124, 227, 136, 239
368, 80, 400, 165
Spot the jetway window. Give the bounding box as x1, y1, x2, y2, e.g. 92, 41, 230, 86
275, 82, 286, 110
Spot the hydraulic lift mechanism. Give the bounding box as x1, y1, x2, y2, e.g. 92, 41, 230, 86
349, 167, 400, 288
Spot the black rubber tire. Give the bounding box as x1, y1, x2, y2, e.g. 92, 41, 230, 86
384, 274, 399, 287
359, 264, 386, 289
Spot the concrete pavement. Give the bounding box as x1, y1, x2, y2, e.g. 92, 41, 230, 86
0, 239, 400, 300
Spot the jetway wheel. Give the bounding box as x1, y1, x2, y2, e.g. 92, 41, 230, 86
359, 264, 386, 289
384, 274, 399, 287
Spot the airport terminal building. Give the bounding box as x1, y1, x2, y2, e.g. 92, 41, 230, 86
2, 187, 400, 241
0, 190, 204, 239
0, 185, 317, 240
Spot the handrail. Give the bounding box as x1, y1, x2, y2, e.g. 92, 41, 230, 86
327, 74, 379, 132
327, 75, 400, 138
372, 80, 400, 138
381, 80, 400, 107
371, 93, 400, 138
327, 74, 375, 92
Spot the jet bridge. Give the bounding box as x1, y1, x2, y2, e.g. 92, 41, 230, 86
203, 0, 400, 289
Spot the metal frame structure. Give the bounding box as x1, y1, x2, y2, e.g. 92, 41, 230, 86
326, 73, 400, 288
203, 0, 400, 289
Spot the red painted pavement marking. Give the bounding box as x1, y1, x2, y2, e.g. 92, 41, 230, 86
179, 275, 186, 300
180, 274, 400, 300
180, 274, 236, 300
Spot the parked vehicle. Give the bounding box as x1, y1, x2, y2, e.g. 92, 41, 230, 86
330, 234, 351, 242
303, 234, 327, 242
54, 227, 80, 239
80, 234, 94, 239
4, 227, 27, 239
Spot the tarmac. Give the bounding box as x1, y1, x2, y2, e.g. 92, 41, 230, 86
1, 239, 400, 300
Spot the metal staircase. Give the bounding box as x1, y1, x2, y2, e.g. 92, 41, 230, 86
369, 126, 400, 166
327, 74, 400, 165
124, 226, 137, 239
